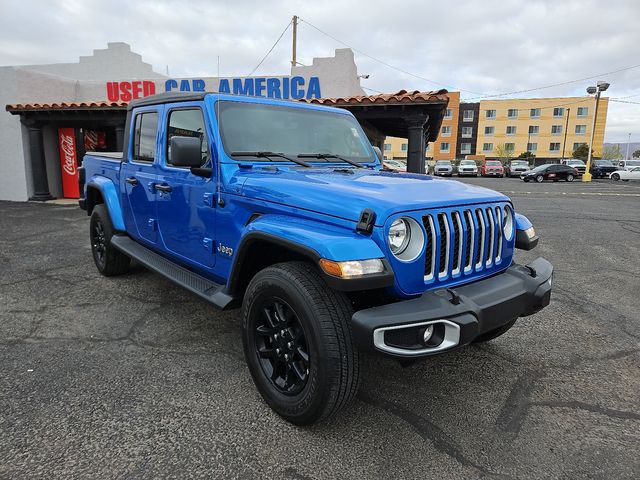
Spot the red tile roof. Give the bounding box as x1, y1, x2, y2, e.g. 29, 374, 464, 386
6, 101, 127, 112
6, 90, 449, 113
300, 89, 449, 106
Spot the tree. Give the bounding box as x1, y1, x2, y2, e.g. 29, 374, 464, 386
572, 143, 590, 160
494, 143, 515, 164
518, 151, 535, 159
633, 149, 640, 159
601, 144, 622, 160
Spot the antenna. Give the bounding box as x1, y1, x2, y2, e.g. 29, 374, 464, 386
216, 55, 223, 206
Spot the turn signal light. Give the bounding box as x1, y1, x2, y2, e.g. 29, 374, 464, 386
319, 258, 385, 278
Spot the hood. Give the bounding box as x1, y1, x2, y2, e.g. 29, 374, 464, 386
235, 167, 509, 225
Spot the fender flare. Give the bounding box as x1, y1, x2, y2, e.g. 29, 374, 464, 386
227, 215, 393, 294
87, 176, 126, 232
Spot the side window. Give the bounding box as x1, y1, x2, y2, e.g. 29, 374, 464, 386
166, 108, 209, 167
133, 112, 159, 162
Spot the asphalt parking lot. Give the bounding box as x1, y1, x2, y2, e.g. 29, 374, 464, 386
1, 177, 639, 479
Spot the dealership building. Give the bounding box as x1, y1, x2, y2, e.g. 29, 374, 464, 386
1, 42, 450, 202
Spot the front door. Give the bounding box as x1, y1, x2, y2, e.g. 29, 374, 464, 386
122, 109, 161, 244
156, 104, 216, 268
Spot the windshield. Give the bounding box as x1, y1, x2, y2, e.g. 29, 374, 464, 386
487, 161, 502, 166
531, 164, 549, 172
568, 160, 584, 165
460, 161, 476, 166
625, 160, 640, 166
594, 160, 614, 166
436, 161, 451, 166
218, 101, 375, 163
511, 161, 528, 166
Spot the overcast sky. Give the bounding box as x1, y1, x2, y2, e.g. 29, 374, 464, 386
1, 0, 638, 142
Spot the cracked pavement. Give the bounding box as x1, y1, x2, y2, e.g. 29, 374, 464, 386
0, 177, 639, 479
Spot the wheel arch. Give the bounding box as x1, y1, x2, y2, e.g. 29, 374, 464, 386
86, 177, 126, 231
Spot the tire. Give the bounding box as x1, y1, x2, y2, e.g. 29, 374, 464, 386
566, 174, 574, 182
472, 319, 517, 344
535, 175, 544, 183
612, 173, 620, 181
242, 261, 359, 425
523, 178, 530, 182
89, 204, 130, 276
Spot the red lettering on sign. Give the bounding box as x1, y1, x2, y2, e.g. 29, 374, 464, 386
105, 81, 157, 102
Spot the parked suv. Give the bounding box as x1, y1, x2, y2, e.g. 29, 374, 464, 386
481, 160, 504, 177
79, 92, 552, 425
457, 159, 478, 177
432, 160, 453, 176
505, 160, 530, 177
617, 159, 640, 171
562, 159, 586, 175
590, 160, 617, 178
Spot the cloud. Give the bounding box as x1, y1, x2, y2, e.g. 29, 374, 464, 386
1, 0, 638, 142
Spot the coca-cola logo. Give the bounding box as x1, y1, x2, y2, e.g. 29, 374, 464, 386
59, 133, 76, 176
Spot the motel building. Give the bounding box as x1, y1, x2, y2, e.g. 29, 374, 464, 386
0, 43, 449, 202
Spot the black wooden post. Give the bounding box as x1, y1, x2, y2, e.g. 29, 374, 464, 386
115, 124, 125, 152
406, 115, 429, 174
24, 121, 53, 201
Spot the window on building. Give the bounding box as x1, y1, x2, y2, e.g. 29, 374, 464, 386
551, 125, 563, 135
550, 142, 561, 152
166, 108, 209, 167
575, 125, 587, 135
484, 126, 494, 135
401, 143, 408, 151
483, 143, 494, 152
485, 109, 496, 119
463, 110, 474, 122
440, 142, 450, 152
441, 125, 452, 136
553, 107, 565, 117
530, 108, 541, 118
133, 111, 159, 162
507, 109, 518, 118
383, 143, 391, 151
444, 108, 452, 119
506, 126, 517, 135
505, 143, 515, 151
573, 142, 587, 151
527, 142, 538, 152
460, 143, 472, 154
528, 125, 539, 135
461, 126, 473, 138
577, 107, 588, 117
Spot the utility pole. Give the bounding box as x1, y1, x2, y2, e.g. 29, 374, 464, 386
626, 133, 631, 160
291, 15, 298, 68
561, 107, 570, 161
583, 81, 609, 182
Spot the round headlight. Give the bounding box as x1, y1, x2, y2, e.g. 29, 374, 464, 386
503, 206, 514, 240
388, 218, 410, 255
388, 217, 425, 261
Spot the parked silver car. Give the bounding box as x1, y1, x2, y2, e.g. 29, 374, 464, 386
433, 160, 454, 176
506, 160, 531, 177
457, 159, 478, 176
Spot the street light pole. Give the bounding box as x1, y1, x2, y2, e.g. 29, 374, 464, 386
561, 107, 570, 161
626, 133, 631, 160
583, 81, 609, 182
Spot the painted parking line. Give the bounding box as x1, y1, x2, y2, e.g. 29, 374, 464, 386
504, 190, 640, 197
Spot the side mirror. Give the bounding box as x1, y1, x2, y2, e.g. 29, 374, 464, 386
372, 146, 383, 161
170, 136, 203, 168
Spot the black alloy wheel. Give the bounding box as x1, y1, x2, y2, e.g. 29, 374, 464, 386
254, 297, 310, 396
89, 204, 130, 276
91, 216, 107, 269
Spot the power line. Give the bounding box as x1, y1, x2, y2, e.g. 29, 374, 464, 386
610, 98, 640, 105
298, 17, 484, 95
298, 16, 640, 101
247, 20, 292, 77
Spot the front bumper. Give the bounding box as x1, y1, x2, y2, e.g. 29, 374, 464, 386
351, 258, 553, 359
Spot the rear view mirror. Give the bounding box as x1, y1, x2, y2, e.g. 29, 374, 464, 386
372, 146, 383, 161
170, 136, 203, 168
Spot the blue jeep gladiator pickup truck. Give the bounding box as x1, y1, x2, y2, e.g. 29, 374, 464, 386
79, 91, 552, 425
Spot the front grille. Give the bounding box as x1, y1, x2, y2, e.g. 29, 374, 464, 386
422, 205, 506, 283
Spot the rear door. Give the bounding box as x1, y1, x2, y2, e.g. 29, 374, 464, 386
121, 108, 161, 244
155, 103, 216, 268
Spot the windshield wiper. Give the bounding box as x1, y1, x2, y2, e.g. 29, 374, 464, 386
230, 151, 311, 167
298, 153, 370, 169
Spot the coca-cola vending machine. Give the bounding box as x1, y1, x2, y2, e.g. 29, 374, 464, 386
58, 128, 79, 198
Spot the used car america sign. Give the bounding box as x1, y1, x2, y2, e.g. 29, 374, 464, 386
106, 76, 321, 102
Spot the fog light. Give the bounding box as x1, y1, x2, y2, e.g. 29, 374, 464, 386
423, 325, 434, 343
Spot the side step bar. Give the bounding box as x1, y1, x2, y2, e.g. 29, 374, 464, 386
111, 235, 235, 310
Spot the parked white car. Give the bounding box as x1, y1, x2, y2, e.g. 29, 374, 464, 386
616, 159, 640, 171
433, 160, 454, 176
457, 159, 478, 176
611, 166, 640, 181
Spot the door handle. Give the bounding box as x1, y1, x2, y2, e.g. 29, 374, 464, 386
125, 177, 139, 186
155, 184, 172, 193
